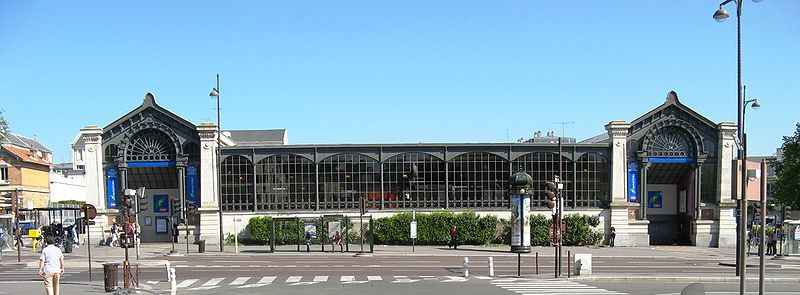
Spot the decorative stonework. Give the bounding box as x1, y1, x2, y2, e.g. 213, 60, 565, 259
641, 116, 705, 158
116, 115, 182, 162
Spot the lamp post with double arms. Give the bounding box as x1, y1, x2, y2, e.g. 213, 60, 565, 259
713, 1, 762, 294
209, 75, 224, 252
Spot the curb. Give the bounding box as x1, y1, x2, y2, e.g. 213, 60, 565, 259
571, 276, 800, 283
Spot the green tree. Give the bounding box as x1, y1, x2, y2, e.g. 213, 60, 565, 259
0, 109, 8, 141
773, 123, 800, 208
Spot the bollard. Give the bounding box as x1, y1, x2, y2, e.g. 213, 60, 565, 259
567, 251, 571, 278
488, 256, 494, 277
463, 257, 469, 277
535, 252, 539, 275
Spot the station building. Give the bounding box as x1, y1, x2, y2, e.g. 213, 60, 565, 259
75, 91, 762, 247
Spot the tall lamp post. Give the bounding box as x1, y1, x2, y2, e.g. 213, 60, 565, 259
712, 2, 761, 294
209, 74, 224, 252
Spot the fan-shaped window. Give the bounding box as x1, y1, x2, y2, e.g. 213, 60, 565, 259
125, 129, 176, 162
256, 154, 315, 211
646, 126, 695, 158
383, 153, 446, 209
319, 153, 380, 210
512, 152, 573, 208
448, 152, 509, 208
221, 155, 254, 211
104, 144, 118, 163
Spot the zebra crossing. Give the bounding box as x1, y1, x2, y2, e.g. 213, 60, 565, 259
150, 275, 489, 291
491, 278, 629, 295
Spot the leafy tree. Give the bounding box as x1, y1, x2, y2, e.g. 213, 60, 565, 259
0, 109, 8, 141
773, 123, 800, 208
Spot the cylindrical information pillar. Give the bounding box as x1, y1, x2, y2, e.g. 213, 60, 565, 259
509, 170, 533, 254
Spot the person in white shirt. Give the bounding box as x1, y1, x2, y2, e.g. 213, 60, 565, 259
38, 236, 64, 295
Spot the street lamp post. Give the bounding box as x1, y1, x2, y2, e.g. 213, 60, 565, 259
712, 1, 761, 294
209, 74, 224, 252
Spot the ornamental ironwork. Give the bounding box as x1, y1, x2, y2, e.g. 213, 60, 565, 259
125, 129, 176, 161
646, 126, 694, 157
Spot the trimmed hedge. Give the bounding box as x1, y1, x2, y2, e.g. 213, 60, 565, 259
373, 211, 501, 245
246, 212, 603, 247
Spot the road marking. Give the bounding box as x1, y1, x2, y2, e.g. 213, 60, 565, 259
313, 276, 328, 282
492, 280, 628, 295
176, 279, 198, 288
474, 276, 492, 280
202, 278, 224, 286
188, 286, 219, 291
442, 276, 467, 282
257, 276, 276, 284
146, 281, 159, 284
340, 276, 354, 282
367, 276, 382, 281
230, 277, 250, 285
286, 276, 302, 283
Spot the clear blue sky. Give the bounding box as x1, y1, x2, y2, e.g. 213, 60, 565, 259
2, 1, 798, 163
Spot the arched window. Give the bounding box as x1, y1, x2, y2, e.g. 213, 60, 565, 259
319, 154, 380, 210
512, 152, 573, 208
125, 129, 176, 162
383, 153, 446, 209
575, 152, 609, 208
104, 144, 118, 163
256, 154, 316, 211
448, 152, 509, 208
221, 155, 254, 211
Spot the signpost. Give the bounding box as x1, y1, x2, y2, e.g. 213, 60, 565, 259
410, 220, 417, 253
81, 204, 97, 282
234, 217, 242, 254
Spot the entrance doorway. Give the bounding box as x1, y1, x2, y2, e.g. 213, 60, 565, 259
645, 162, 696, 245
127, 165, 179, 242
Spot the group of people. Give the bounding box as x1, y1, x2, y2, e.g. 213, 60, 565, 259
748, 229, 781, 256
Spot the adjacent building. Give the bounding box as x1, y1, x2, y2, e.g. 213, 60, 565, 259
1, 133, 53, 213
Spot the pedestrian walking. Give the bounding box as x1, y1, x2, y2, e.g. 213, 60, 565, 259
110, 223, 119, 247
38, 235, 64, 295
331, 231, 343, 253
449, 225, 458, 250
765, 233, 773, 255
609, 227, 616, 248
305, 231, 313, 253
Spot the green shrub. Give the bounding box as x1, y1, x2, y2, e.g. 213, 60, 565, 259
562, 214, 603, 246
373, 211, 501, 245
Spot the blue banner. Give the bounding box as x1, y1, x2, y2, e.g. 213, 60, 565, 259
186, 164, 198, 207
106, 167, 118, 209
627, 162, 638, 202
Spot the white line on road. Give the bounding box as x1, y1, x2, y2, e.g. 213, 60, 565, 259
257, 276, 276, 284
367, 276, 382, 281
176, 279, 198, 288
286, 276, 302, 283
313, 276, 328, 282
340, 276, 354, 282
202, 278, 224, 286
230, 277, 250, 285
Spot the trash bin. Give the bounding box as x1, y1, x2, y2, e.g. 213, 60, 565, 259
198, 240, 206, 253
63, 239, 73, 253
103, 263, 119, 292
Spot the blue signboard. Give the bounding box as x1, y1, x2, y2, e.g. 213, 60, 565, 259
153, 195, 169, 213
106, 167, 118, 209
627, 162, 638, 202
648, 191, 663, 208
186, 164, 198, 207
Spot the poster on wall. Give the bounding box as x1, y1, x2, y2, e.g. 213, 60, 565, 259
154, 195, 169, 213
155, 216, 168, 233
627, 162, 638, 202
304, 223, 317, 238
327, 221, 341, 238
648, 191, 663, 208
186, 164, 198, 207
106, 167, 118, 209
